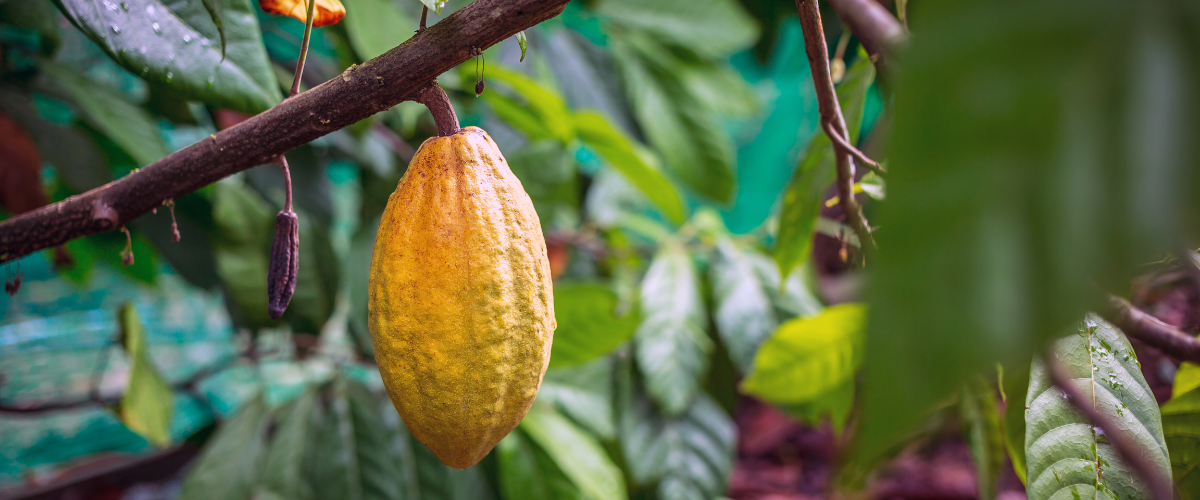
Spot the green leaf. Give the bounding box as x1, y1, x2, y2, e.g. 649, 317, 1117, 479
37, 62, 168, 166
260, 387, 317, 500
0, 0, 60, 54
960, 378, 1005, 500
741, 303, 865, 406
595, 0, 758, 59
859, 0, 1200, 466
53, 0, 280, 113
199, 0, 225, 59
1002, 360, 1031, 486
549, 283, 640, 368
116, 303, 174, 448
482, 65, 574, 144
1172, 362, 1200, 399
413, 438, 496, 500
1024, 316, 1171, 500
620, 392, 735, 498
516, 31, 527, 62
505, 140, 579, 229
306, 377, 413, 500
710, 240, 779, 371
745, 251, 823, 321
521, 405, 628, 500
417, 0, 444, 15
613, 38, 735, 203
342, 0, 411, 61
634, 244, 712, 415
539, 358, 616, 439
1162, 384, 1200, 499
574, 111, 686, 224
777, 378, 856, 433
0, 89, 108, 194
772, 50, 875, 281
177, 395, 269, 500
282, 215, 339, 334
212, 179, 276, 330
347, 217, 380, 358
496, 431, 550, 500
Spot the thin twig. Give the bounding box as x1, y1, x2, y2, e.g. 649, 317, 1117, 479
1104, 295, 1200, 364
289, 0, 317, 97
795, 0, 876, 250
1044, 355, 1174, 500
821, 119, 886, 174
274, 156, 294, 212
420, 6, 428, 31
0, 0, 569, 264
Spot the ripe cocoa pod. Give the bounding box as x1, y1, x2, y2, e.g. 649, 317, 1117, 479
267, 211, 299, 319
368, 126, 555, 470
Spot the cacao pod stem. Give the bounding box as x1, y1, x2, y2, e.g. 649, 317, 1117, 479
415, 83, 460, 137
267, 157, 299, 319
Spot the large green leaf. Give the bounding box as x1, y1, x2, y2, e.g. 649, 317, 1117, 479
177, 395, 269, 500
282, 215, 340, 334
1024, 316, 1170, 500
496, 431, 557, 500
741, 303, 865, 405
859, 0, 1200, 465
37, 62, 168, 166
634, 244, 712, 416
549, 283, 640, 368
504, 140, 579, 230
772, 50, 875, 281
483, 65, 575, 144
595, 0, 758, 59
574, 111, 686, 224
620, 392, 735, 499
745, 251, 823, 322
259, 388, 317, 500
1162, 367, 1200, 499
960, 378, 1006, 500
521, 405, 628, 500
710, 240, 779, 371
538, 358, 616, 439
116, 303, 174, 448
413, 439, 495, 500
53, 0, 280, 113
342, 0, 411, 61
211, 179, 276, 330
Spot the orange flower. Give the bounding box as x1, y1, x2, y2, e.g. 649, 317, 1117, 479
260, 0, 345, 27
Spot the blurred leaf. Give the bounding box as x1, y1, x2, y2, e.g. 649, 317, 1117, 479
259, 387, 317, 500
306, 377, 412, 500
1024, 316, 1170, 500
52, 0, 280, 113
282, 215, 339, 334
574, 111, 686, 224
521, 405, 628, 500
746, 251, 823, 321
132, 198, 220, 290
0, 0, 60, 54
212, 179, 276, 329
516, 31, 527, 62
347, 217, 379, 358
635, 244, 712, 415
145, 83, 197, 124
549, 283, 639, 368
710, 239, 779, 371
177, 395, 269, 500
860, 0, 1200, 465
959, 378, 1005, 500
613, 38, 735, 203
1162, 384, 1200, 499
539, 358, 616, 439
116, 303, 174, 448
199, 0, 225, 58
37, 62, 168, 166
413, 438, 496, 500
678, 64, 758, 118
772, 50, 874, 281
483, 65, 575, 144
0, 89, 108, 194
620, 392, 735, 498
1002, 360, 1031, 486
341, 0, 410, 61
496, 432, 550, 500
778, 378, 855, 433
505, 140, 579, 229
92, 229, 159, 284
417, 0, 444, 15
741, 303, 865, 405
596, 0, 758, 59
1173, 362, 1200, 399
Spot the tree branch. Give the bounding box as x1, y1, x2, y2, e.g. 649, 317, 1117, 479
1105, 295, 1200, 364
1044, 355, 1174, 500
824, 0, 907, 72
795, 0, 876, 250
0, 0, 568, 264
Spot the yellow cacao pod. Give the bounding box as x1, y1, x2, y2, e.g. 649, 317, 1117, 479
368, 126, 556, 470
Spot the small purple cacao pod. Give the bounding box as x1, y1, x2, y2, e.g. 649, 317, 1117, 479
267, 211, 300, 319
475, 80, 485, 97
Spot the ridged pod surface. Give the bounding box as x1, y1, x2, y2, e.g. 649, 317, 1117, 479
368, 126, 555, 469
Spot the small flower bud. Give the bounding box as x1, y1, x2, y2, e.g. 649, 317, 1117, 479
267, 211, 300, 319
475, 80, 486, 97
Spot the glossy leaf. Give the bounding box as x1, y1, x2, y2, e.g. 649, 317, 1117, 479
596, 0, 758, 59
710, 239, 779, 371
199, 0, 225, 58
342, 0, 410, 61
741, 303, 865, 406
116, 303, 174, 448
960, 378, 1005, 500
574, 111, 686, 224
1024, 316, 1170, 500
53, 0, 280, 113
620, 392, 735, 499
773, 50, 874, 281
539, 358, 616, 439
859, 0, 1200, 465
1163, 366, 1200, 499
38, 62, 168, 166
521, 405, 628, 500
177, 395, 269, 500
259, 388, 317, 500
549, 283, 640, 368
634, 244, 711, 415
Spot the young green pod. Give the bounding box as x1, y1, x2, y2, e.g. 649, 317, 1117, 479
267, 210, 299, 319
